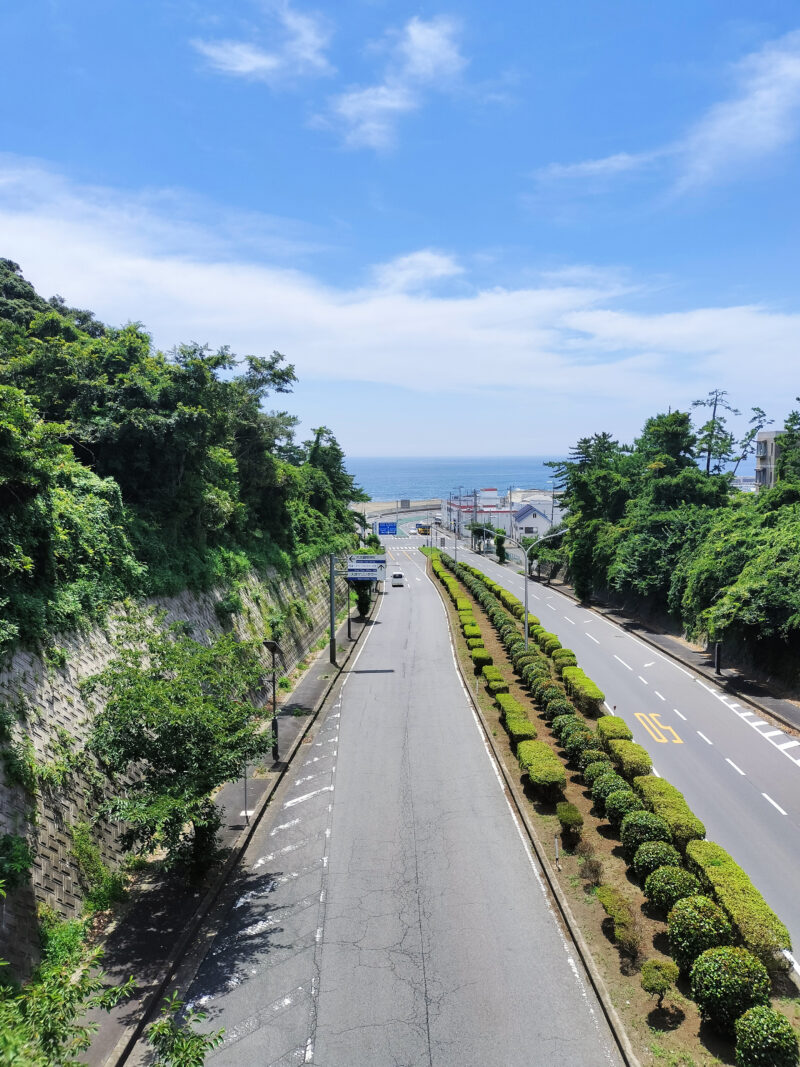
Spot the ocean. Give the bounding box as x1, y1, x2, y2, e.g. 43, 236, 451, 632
345, 456, 563, 502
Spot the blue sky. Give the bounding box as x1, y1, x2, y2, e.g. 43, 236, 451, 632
2, 1, 800, 456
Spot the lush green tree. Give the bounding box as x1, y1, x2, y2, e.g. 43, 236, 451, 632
87, 618, 273, 871
692, 389, 739, 474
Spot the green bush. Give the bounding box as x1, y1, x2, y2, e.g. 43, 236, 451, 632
505, 714, 538, 745
591, 771, 629, 812
596, 715, 633, 749
645, 866, 701, 914
634, 776, 705, 851
633, 841, 682, 882
455, 597, 471, 612
620, 810, 671, 858
584, 760, 614, 787
735, 1005, 799, 1067
640, 958, 679, 1009
685, 839, 790, 969
556, 801, 584, 839
552, 647, 576, 665
561, 667, 605, 715
690, 946, 770, 1033
562, 726, 597, 759
0, 832, 34, 890
466, 637, 485, 650
495, 693, 525, 720
471, 649, 493, 670
577, 748, 610, 772
541, 696, 575, 721
70, 822, 127, 912
605, 788, 645, 828
551, 713, 581, 740
608, 739, 652, 779
538, 684, 565, 708
463, 624, 481, 640
596, 885, 639, 956
668, 895, 733, 972
517, 740, 566, 794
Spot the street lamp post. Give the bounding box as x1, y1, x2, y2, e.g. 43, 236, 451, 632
264, 638, 280, 762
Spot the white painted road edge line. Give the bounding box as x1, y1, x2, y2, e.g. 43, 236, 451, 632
763, 793, 787, 816
784, 949, 800, 977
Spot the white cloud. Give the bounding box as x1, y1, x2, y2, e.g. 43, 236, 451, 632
192, 2, 332, 84
1, 160, 798, 438
537, 29, 800, 193
325, 16, 466, 149
373, 250, 463, 291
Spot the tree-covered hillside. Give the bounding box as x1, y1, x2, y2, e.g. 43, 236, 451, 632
551, 407, 800, 677
0, 259, 365, 654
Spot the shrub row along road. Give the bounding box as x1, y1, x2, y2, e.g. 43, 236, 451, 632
427, 527, 800, 965
174, 543, 623, 1065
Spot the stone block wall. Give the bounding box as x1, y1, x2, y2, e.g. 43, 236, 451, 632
0, 557, 344, 976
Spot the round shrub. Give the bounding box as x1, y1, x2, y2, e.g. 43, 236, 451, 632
620, 810, 672, 858
632, 841, 682, 881
669, 895, 733, 973
563, 728, 597, 759
584, 760, 613, 787
551, 713, 581, 740
592, 772, 629, 812
539, 684, 564, 707
541, 696, 575, 721
735, 1005, 799, 1067
640, 958, 679, 1008
690, 946, 770, 1033
605, 788, 645, 828
644, 866, 701, 913
556, 801, 584, 839
577, 748, 610, 772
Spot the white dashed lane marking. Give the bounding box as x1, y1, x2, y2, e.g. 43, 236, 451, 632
726, 759, 745, 775
763, 794, 788, 816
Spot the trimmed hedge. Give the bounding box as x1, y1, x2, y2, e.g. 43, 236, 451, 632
633, 776, 705, 851
608, 739, 652, 779
455, 597, 471, 612
644, 866, 701, 914
505, 714, 538, 745
685, 839, 791, 969
466, 637, 485, 650
690, 946, 770, 1033
596, 885, 637, 953
561, 667, 605, 715
668, 894, 733, 973
632, 841, 682, 882
463, 624, 481, 640
592, 772, 630, 812
735, 1006, 800, 1067
620, 810, 672, 858
470, 649, 493, 670
605, 788, 645, 828
495, 693, 524, 719
517, 740, 566, 793
584, 760, 614, 787
596, 715, 633, 749
577, 748, 610, 772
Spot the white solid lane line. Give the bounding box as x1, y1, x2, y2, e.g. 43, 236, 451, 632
763, 794, 788, 816
726, 759, 746, 775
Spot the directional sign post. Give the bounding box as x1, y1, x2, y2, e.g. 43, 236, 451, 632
378, 522, 397, 535
346, 554, 387, 580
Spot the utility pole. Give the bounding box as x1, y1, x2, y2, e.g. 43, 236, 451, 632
329, 553, 337, 665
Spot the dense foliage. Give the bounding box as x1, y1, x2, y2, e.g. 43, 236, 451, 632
0, 260, 365, 653
549, 403, 800, 674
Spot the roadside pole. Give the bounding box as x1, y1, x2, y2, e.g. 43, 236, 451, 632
329, 553, 337, 665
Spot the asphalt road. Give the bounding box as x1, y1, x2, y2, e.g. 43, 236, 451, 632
177, 540, 623, 1066
423, 526, 800, 966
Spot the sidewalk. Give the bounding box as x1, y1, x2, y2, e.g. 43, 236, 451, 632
84, 609, 371, 1066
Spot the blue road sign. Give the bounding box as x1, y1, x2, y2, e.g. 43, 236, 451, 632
378, 522, 397, 535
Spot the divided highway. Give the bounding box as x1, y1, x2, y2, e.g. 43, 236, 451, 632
177, 541, 623, 1065
419, 527, 800, 964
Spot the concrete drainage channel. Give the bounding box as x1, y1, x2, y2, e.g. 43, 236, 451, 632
105, 601, 378, 1067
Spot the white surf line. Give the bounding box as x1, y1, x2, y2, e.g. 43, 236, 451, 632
697, 732, 713, 745
674, 709, 687, 721
614, 655, 632, 671
725, 758, 745, 775
763, 793, 788, 816
585, 632, 600, 644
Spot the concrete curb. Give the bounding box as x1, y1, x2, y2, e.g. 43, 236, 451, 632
426, 554, 641, 1067
103, 604, 375, 1067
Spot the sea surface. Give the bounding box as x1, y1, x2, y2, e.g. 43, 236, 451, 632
345, 456, 563, 502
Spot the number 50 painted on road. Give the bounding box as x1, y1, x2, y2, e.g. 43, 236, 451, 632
635, 712, 683, 744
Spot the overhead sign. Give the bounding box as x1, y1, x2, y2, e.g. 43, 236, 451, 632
348, 554, 386, 564
378, 522, 397, 535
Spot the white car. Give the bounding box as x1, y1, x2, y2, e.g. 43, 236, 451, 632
391, 571, 405, 587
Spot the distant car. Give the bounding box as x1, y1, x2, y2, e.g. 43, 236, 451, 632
391, 571, 405, 586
